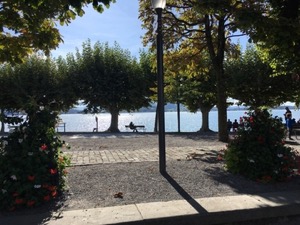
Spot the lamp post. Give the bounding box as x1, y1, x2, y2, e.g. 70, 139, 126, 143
151, 0, 166, 174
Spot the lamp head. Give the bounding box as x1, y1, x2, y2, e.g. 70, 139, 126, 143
151, 0, 166, 9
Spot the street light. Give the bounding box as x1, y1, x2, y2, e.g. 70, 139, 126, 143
151, 0, 166, 174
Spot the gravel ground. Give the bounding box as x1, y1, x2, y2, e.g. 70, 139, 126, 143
2, 132, 300, 219
59, 133, 300, 211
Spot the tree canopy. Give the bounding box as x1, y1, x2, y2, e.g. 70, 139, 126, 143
0, 0, 115, 64
65, 40, 154, 132
226, 46, 298, 109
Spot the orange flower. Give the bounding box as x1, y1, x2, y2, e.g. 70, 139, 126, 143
58, 156, 64, 163
27, 175, 35, 181
51, 190, 58, 197
50, 168, 57, 175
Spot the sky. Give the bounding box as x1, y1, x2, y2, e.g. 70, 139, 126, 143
51, 0, 250, 60
51, 0, 144, 59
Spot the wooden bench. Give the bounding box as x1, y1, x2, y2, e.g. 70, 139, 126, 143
125, 125, 146, 132
8, 125, 19, 133
293, 123, 300, 139
56, 122, 66, 132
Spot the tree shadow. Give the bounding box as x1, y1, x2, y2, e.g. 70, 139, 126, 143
161, 171, 207, 213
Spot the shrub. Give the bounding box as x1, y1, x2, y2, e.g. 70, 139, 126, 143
224, 109, 297, 182
0, 107, 70, 211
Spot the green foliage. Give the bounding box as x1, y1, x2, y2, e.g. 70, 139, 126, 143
0, 106, 70, 211
225, 46, 298, 108
0, 0, 115, 64
225, 109, 297, 182
0, 54, 76, 114
65, 40, 154, 131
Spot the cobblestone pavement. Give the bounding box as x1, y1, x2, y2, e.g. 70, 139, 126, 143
61, 133, 300, 166
64, 146, 226, 165
61, 133, 227, 166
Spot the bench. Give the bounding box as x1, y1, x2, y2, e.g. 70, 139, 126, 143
56, 122, 66, 132
293, 123, 300, 139
125, 125, 146, 132
8, 125, 19, 133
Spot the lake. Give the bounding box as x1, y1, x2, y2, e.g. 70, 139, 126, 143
54, 109, 299, 132
3, 109, 299, 133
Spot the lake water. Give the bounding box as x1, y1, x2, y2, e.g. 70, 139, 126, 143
4, 109, 299, 133
55, 109, 299, 132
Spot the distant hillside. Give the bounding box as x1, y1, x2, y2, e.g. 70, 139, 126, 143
63, 103, 295, 114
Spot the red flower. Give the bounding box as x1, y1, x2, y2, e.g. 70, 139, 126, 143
51, 190, 58, 197
43, 195, 51, 201
27, 175, 35, 181
249, 117, 254, 123
50, 168, 57, 175
257, 136, 265, 144
15, 198, 24, 205
40, 144, 48, 151
27, 200, 35, 207
47, 185, 56, 192
217, 155, 223, 161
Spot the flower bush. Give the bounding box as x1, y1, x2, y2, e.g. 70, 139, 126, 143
0, 106, 70, 211
224, 109, 298, 182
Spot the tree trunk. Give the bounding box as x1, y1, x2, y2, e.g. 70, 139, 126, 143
217, 78, 228, 142
204, 14, 228, 142
0, 108, 4, 133
107, 108, 120, 132
199, 105, 213, 132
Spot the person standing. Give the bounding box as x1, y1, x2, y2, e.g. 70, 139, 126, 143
286, 113, 294, 140
232, 119, 239, 132
284, 107, 292, 121
227, 119, 232, 132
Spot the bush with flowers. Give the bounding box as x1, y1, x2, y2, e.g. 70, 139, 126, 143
0, 106, 70, 211
224, 109, 298, 182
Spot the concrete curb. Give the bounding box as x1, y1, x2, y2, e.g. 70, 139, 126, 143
2, 190, 300, 225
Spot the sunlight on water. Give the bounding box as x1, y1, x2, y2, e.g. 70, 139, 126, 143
3, 109, 300, 132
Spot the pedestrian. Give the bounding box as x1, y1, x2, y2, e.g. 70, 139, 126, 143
286, 113, 294, 140
232, 119, 239, 132
284, 107, 292, 122
227, 119, 232, 132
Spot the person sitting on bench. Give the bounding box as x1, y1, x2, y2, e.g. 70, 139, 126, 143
129, 122, 138, 132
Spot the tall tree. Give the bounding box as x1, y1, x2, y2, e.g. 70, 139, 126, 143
0, 54, 75, 116
236, 1, 300, 76
66, 40, 153, 132
0, 0, 115, 64
164, 43, 218, 132
226, 46, 298, 109
139, 0, 241, 141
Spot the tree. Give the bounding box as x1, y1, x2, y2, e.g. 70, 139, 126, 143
0, 0, 115, 64
236, 1, 300, 76
0, 55, 73, 210
66, 40, 153, 132
226, 46, 298, 109
0, 55, 75, 116
139, 0, 242, 141
164, 44, 218, 132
